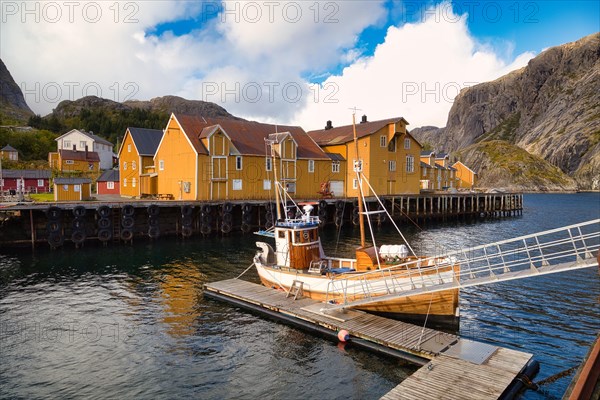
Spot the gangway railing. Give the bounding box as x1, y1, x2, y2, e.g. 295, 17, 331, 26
325, 219, 600, 310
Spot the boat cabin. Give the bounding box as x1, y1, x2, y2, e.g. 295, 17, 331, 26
274, 215, 322, 269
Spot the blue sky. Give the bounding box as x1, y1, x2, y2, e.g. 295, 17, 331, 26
2, 1, 599, 128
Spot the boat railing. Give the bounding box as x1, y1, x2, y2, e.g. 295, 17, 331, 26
276, 216, 320, 228
328, 219, 600, 308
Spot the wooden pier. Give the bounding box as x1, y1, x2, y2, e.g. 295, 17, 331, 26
204, 278, 538, 400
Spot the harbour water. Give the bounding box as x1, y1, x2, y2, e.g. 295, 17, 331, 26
1, 193, 599, 399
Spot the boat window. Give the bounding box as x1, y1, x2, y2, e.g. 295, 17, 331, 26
278, 231, 285, 239
294, 231, 301, 243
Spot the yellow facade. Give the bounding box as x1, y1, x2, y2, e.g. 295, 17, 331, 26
53, 181, 92, 201
119, 132, 140, 198
453, 161, 477, 189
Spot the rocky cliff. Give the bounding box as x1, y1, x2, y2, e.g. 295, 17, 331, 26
0, 58, 34, 123
413, 33, 600, 190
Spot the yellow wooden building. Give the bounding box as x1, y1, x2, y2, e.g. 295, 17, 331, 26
307, 116, 422, 197
420, 151, 458, 191
453, 161, 477, 189
117, 127, 164, 198
48, 148, 100, 174
53, 177, 92, 201
154, 113, 335, 200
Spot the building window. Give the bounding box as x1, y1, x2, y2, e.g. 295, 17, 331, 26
265, 157, 272, 171
107, 181, 114, 189
353, 179, 358, 189
388, 138, 396, 152
37, 179, 44, 187
422, 168, 427, 177
65, 160, 74, 165
132, 178, 137, 188
64, 140, 71, 149
263, 179, 271, 190
127, 144, 131, 153
233, 179, 242, 190
404, 138, 411, 149
63, 185, 68, 191
332, 161, 340, 173
389, 160, 396, 172
406, 155, 415, 173
308, 160, 314, 173
159, 160, 164, 171
80, 141, 86, 150
123, 178, 127, 187
132, 161, 136, 170
236, 156, 243, 170
380, 136, 387, 147
74, 185, 80, 192
123, 161, 127, 170
9, 152, 17, 160
286, 182, 296, 193
88, 163, 94, 171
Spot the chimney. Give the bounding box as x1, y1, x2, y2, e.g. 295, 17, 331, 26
361, 115, 368, 124
325, 120, 333, 130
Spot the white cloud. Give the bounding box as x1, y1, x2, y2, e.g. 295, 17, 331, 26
1, 0, 533, 131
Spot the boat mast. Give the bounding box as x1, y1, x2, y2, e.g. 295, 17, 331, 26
352, 111, 366, 248
270, 137, 282, 221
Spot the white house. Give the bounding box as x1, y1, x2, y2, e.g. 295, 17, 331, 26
55, 129, 115, 170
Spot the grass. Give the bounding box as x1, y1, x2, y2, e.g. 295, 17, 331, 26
30, 193, 54, 202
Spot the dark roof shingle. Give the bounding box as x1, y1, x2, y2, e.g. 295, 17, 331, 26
97, 169, 119, 182
127, 127, 163, 156
307, 117, 409, 146
54, 178, 91, 184
59, 149, 100, 162
1, 169, 51, 179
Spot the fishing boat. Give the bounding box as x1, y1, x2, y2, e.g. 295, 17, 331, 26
253, 112, 461, 327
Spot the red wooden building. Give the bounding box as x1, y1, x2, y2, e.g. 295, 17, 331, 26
0, 169, 51, 194
96, 169, 120, 195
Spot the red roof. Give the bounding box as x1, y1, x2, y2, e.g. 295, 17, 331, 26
59, 149, 100, 162
307, 117, 409, 146
173, 114, 328, 159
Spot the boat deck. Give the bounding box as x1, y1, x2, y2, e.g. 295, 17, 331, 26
204, 278, 537, 399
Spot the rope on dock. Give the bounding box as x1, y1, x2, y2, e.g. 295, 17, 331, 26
236, 262, 256, 279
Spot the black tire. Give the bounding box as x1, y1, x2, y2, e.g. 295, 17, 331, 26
182, 215, 193, 227
122, 205, 135, 217
71, 230, 86, 244
98, 229, 111, 242
200, 224, 211, 235
148, 226, 160, 238
221, 222, 232, 234
201, 204, 211, 214
47, 232, 64, 248
336, 200, 344, 210
97, 205, 111, 218
265, 212, 273, 221
319, 200, 327, 209
334, 216, 343, 227
223, 203, 233, 213
122, 216, 135, 229
181, 205, 193, 217
121, 229, 133, 241
47, 206, 62, 220
181, 226, 193, 237
353, 206, 359, 215
222, 212, 233, 223
352, 215, 360, 226
242, 203, 252, 213
72, 218, 85, 230
148, 217, 160, 227
201, 214, 213, 224
241, 223, 252, 233
318, 208, 327, 218
73, 206, 86, 218
242, 213, 253, 223
147, 204, 160, 216
47, 221, 61, 233
98, 217, 111, 229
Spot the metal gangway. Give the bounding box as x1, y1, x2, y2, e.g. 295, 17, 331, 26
325, 219, 600, 311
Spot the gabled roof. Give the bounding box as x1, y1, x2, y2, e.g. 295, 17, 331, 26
1, 169, 51, 179
1, 145, 17, 152
56, 129, 112, 146
421, 151, 435, 157
307, 117, 409, 146
127, 127, 163, 156
59, 149, 100, 162
436, 153, 449, 159
420, 161, 432, 168
453, 161, 477, 174
54, 178, 91, 184
172, 114, 328, 159
97, 169, 119, 182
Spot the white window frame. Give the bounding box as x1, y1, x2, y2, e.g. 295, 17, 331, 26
389, 160, 396, 172
80, 141, 86, 150
123, 178, 128, 187
74, 185, 80, 192
37, 179, 44, 187
64, 140, 71, 149
65, 160, 74, 165
265, 157, 272, 172
159, 160, 164, 171
63, 185, 68, 191
406, 155, 415, 173
107, 181, 114, 190
232, 179, 242, 190
132, 161, 136, 170
353, 179, 358, 189
263, 179, 271, 190
236, 156, 243, 170
132, 178, 137, 188
127, 144, 131, 153
308, 159, 314, 173
332, 161, 340, 173
404, 138, 411, 149
9, 152, 17, 160
380, 136, 387, 147
123, 161, 127, 170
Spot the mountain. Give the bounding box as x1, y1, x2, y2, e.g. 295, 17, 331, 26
0, 58, 34, 123
413, 33, 600, 191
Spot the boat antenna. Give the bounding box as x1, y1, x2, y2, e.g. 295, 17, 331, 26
350, 107, 366, 248
269, 136, 283, 221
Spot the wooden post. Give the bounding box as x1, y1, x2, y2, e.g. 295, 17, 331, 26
30, 209, 36, 249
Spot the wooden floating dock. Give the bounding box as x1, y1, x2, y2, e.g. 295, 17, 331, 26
204, 278, 538, 400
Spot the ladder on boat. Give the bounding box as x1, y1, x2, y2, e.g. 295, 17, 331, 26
287, 280, 304, 300
326, 219, 600, 311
